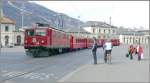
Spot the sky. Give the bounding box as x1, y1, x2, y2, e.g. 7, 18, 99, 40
31, 1, 149, 30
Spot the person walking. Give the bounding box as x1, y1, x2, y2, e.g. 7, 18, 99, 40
92, 37, 98, 64
129, 45, 134, 60
103, 39, 113, 63
136, 43, 143, 61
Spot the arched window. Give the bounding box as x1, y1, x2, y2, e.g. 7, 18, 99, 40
17, 35, 21, 45
5, 36, 9, 46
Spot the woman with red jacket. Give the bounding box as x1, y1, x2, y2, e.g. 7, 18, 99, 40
129, 45, 134, 60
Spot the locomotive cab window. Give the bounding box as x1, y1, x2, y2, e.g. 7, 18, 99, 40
26, 30, 34, 36
35, 29, 46, 36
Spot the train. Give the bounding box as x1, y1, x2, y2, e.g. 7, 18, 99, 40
24, 23, 120, 57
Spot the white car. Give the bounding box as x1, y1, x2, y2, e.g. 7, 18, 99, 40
7, 43, 14, 48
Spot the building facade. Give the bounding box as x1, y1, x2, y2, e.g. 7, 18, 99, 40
0, 17, 24, 47
82, 21, 149, 45
82, 21, 118, 39
119, 30, 149, 44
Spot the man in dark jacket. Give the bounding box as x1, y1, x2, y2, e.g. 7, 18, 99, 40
92, 37, 97, 64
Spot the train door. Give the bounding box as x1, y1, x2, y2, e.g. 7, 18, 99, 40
70, 35, 74, 49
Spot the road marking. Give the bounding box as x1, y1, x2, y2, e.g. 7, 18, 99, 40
1, 70, 57, 80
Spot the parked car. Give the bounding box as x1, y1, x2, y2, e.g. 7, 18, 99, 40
7, 43, 14, 48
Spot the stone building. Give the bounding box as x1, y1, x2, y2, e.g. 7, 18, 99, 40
82, 21, 149, 45
0, 17, 24, 47
82, 21, 118, 39
119, 29, 149, 44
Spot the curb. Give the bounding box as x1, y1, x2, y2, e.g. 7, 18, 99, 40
57, 64, 89, 82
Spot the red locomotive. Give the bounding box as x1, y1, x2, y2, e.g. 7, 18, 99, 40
24, 23, 93, 57
24, 23, 120, 57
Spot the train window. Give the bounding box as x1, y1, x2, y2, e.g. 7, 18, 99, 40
27, 30, 34, 36
36, 29, 46, 36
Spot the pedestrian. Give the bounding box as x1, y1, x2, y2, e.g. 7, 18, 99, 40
136, 43, 143, 61
134, 45, 138, 56
129, 45, 134, 60
103, 39, 113, 63
92, 37, 97, 64
126, 47, 130, 58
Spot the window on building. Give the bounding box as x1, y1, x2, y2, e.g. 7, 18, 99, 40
113, 30, 115, 33
130, 37, 131, 43
93, 28, 95, 33
17, 35, 21, 45
109, 29, 110, 33
99, 29, 101, 33
5, 36, 9, 46
124, 37, 125, 42
5, 26, 9, 32
142, 38, 143, 43
104, 29, 105, 33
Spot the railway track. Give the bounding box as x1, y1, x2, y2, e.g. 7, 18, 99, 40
0, 55, 59, 82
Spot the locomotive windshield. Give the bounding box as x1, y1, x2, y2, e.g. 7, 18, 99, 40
26, 30, 34, 36
35, 29, 46, 36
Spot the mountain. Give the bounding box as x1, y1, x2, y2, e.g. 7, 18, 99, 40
2, 0, 83, 30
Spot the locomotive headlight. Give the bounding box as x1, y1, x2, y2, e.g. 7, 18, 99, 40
41, 40, 44, 43
32, 38, 36, 43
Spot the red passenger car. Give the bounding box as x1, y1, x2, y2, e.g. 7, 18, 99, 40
110, 39, 120, 46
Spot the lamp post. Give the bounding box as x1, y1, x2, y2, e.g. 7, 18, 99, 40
21, 2, 25, 28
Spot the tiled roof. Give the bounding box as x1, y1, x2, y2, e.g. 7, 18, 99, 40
0, 17, 16, 24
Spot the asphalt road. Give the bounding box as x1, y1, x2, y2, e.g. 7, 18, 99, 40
0, 46, 101, 83
0, 45, 149, 83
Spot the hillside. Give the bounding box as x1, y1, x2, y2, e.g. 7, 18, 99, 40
2, 0, 83, 30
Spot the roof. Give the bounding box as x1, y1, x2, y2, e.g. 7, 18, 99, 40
0, 17, 16, 24
82, 21, 117, 28
117, 28, 149, 36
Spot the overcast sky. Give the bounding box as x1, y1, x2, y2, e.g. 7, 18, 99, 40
31, 1, 149, 30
